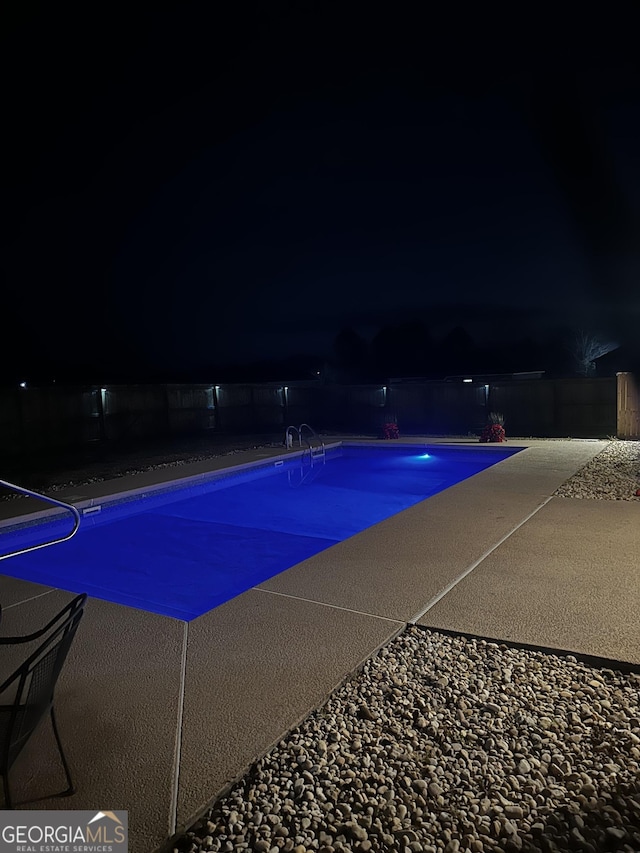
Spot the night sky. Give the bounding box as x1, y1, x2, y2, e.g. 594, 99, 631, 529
3, 4, 640, 383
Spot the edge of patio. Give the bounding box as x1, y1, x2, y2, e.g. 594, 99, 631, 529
2, 437, 638, 853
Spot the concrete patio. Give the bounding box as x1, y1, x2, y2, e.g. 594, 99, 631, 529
1, 438, 639, 853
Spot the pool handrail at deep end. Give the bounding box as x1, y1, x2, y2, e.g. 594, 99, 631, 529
298, 423, 318, 442
0, 478, 81, 561
285, 423, 325, 458
284, 425, 300, 449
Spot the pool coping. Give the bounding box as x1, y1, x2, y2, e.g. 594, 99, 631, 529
3, 436, 639, 853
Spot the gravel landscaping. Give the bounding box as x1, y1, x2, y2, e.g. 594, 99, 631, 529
174, 439, 640, 853
181, 628, 640, 853
553, 440, 640, 501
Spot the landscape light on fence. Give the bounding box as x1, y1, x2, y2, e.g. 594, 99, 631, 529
19, 381, 27, 389
463, 378, 472, 383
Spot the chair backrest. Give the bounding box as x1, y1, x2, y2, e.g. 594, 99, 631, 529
1, 593, 86, 645
1, 595, 86, 770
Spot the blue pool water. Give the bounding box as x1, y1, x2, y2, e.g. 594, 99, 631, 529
0, 445, 521, 619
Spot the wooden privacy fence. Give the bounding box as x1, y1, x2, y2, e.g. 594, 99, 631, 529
617, 372, 640, 439
0, 375, 632, 460
489, 377, 617, 439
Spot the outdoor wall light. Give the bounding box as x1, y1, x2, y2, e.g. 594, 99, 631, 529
19, 381, 27, 388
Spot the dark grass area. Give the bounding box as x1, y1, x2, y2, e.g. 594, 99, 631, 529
0, 431, 290, 495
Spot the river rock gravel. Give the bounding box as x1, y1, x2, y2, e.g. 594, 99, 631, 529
553, 440, 640, 501
180, 627, 640, 853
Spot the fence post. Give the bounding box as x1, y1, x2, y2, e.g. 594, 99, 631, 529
16, 387, 26, 455
165, 384, 172, 433
617, 372, 640, 439
250, 385, 257, 432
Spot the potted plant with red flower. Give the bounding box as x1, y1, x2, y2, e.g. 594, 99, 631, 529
382, 419, 400, 439
480, 412, 506, 443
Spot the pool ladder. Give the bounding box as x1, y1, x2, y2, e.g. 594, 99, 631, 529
285, 424, 326, 487
0, 478, 81, 560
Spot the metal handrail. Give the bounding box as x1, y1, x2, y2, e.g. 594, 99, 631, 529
286, 424, 322, 448
300, 425, 325, 461
285, 425, 300, 448
298, 423, 319, 443
0, 478, 81, 561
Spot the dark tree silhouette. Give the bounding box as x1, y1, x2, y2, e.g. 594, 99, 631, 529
371, 322, 431, 378
331, 327, 370, 381
569, 330, 618, 376
436, 326, 476, 376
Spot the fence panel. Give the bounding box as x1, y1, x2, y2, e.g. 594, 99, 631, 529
489, 382, 556, 437
251, 385, 286, 428
167, 385, 216, 433
14, 387, 89, 452
103, 385, 169, 440
554, 378, 617, 437
389, 385, 428, 433
343, 385, 387, 432
390, 383, 485, 435
214, 385, 254, 431
490, 378, 616, 437
285, 386, 321, 431
0, 390, 25, 457
428, 384, 486, 434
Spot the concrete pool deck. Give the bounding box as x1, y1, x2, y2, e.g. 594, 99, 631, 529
1, 437, 639, 853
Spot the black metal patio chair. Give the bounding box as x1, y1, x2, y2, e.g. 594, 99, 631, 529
0, 593, 87, 808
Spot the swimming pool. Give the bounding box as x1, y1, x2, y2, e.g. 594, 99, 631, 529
0, 444, 522, 619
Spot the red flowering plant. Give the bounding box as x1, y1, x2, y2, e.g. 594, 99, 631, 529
382, 421, 400, 439
480, 412, 506, 443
